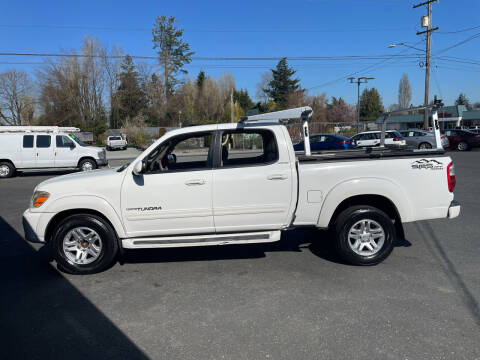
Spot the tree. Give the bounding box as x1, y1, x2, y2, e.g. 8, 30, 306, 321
196, 70, 206, 89
113, 55, 147, 126
152, 16, 194, 98
473, 102, 480, 109
359, 87, 384, 122
455, 93, 472, 110
0, 69, 34, 125
233, 89, 254, 113
398, 74, 412, 109
264, 58, 300, 110
327, 97, 355, 123
255, 71, 272, 104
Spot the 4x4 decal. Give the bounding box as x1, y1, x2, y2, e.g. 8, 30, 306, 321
411, 159, 443, 170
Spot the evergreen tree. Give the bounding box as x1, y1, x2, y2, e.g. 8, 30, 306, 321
112, 55, 147, 126
359, 87, 384, 121
152, 16, 194, 96
264, 58, 300, 110
233, 89, 254, 112
196, 70, 206, 89
455, 93, 472, 110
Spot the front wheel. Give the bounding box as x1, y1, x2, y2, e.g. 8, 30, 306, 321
333, 206, 396, 265
79, 158, 97, 171
0, 161, 15, 178
52, 214, 118, 274
457, 141, 469, 151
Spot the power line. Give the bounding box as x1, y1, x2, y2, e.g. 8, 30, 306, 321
438, 24, 480, 34
436, 31, 480, 54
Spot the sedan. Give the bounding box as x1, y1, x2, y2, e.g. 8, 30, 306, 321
399, 129, 449, 149
293, 134, 356, 151
443, 129, 480, 151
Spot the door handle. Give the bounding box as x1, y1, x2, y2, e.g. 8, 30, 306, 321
185, 179, 206, 186
267, 174, 288, 180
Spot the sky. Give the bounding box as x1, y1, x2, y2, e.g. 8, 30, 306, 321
1, 0, 480, 107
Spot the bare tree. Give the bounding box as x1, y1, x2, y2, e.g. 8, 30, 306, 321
398, 74, 412, 109
256, 71, 272, 103
0, 69, 34, 125
102, 45, 123, 127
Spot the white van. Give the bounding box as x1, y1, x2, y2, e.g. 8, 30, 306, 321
0, 126, 107, 178
351, 130, 407, 147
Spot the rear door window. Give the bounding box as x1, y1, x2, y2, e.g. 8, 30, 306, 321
220, 129, 278, 167
23, 135, 34, 148
36, 135, 51, 148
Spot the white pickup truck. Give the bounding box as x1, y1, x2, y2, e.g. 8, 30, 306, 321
22, 107, 460, 274
106, 136, 127, 151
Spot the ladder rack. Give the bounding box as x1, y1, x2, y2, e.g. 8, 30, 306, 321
0, 126, 81, 133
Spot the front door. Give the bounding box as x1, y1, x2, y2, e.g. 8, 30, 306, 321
212, 129, 294, 233
35, 135, 54, 168
121, 131, 215, 238
55, 135, 78, 167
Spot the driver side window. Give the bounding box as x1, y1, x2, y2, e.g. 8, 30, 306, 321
145, 132, 213, 173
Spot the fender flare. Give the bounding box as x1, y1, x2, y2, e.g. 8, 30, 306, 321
317, 177, 413, 228
41, 195, 127, 239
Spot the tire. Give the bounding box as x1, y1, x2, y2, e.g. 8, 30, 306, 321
52, 214, 119, 274
457, 141, 469, 151
79, 158, 97, 171
418, 142, 432, 149
333, 205, 396, 265
0, 161, 15, 178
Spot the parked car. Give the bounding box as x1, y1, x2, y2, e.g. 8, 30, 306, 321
22, 107, 460, 274
0, 126, 107, 178
399, 129, 449, 149
351, 130, 406, 147
106, 136, 127, 151
443, 129, 480, 151
293, 134, 356, 151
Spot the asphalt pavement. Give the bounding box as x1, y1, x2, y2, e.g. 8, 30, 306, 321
1, 151, 479, 359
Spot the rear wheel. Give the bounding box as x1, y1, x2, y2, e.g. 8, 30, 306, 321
418, 142, 432, 149
457, 141, 469, 151
52, 214, 118, 274
333, 205, 396, 265
0, 161, 15, 178
79, 158, 97, 171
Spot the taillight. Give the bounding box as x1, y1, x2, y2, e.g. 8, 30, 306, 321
338, 140, 351, 144
393, 137, 400, 141
447, 162, 456, 192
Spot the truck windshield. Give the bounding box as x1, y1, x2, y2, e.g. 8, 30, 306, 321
69, 134, 85, 146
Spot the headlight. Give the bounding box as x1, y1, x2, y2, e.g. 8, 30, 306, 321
98, 151, 105, 158
31, 191, 50, 208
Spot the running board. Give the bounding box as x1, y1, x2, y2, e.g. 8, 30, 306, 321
122, 230, 281, 249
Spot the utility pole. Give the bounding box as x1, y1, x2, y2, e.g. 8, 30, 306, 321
348, 77, 374, 132
414, 0, 439, 130
230, 91, 234, 123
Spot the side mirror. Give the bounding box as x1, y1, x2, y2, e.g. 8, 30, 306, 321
69, 143, 76, 149
132, 161, 145, 176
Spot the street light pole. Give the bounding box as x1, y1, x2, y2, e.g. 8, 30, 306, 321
348, 77, 374, 132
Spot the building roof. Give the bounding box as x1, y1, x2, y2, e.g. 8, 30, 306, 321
462, 110, 480, 120
375, 105, 468, 124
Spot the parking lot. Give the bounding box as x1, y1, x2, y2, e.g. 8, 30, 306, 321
1, 151, 479, 359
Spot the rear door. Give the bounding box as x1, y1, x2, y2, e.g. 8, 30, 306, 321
55, 135, 78, 167
212, 128, 293, 232
35, 135, 54, 168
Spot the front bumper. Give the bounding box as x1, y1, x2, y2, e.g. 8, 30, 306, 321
448, 200, 461, 219
96, 158, 108, 166
23, 211, 44, 243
